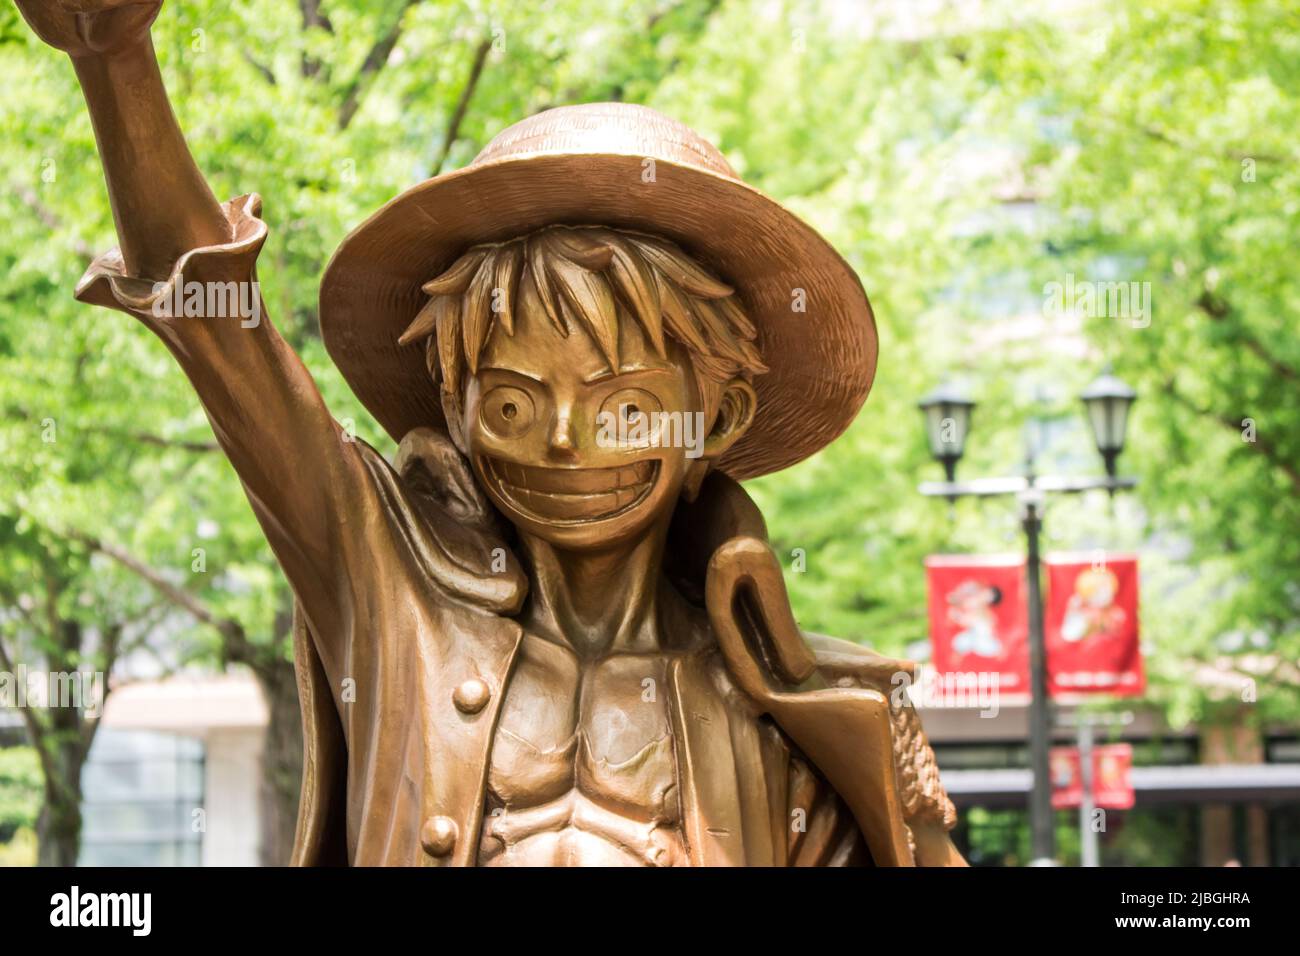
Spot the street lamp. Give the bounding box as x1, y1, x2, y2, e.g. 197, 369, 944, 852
918, 382, 976, 482
1080, 367, 1137, 480
917, 368, 1138, 866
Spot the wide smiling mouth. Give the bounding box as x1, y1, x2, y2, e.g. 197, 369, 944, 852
482, 457, 660, 525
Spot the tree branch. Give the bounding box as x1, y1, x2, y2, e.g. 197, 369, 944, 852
0, 624, 56, 780
432, 36, 493, 174
14, 185, 95, 261
1163, 379, 1300, 494
4, 407, 221, 453
338, 0, 422, 130
300, 0, 335, 32
298, 0, 335, 79
242, 48, 277, 86
78, 621, 122, 760
1091, 110, 1289, 165
1195, 289, 1299, 384
129, 432, 221, 453
0, 588, 58, 785
62, 528, 260, 669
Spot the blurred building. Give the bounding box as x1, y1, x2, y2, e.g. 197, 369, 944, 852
921, 694, 1300, 866
78, 674, 265, 866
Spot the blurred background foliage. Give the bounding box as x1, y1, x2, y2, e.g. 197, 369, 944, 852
0, 0, 1296, 862
0, 747, 39, 866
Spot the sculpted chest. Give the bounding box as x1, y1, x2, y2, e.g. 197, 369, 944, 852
478, 633, 687, 866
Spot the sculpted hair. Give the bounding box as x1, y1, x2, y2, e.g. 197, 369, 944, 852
399, 225, 767, 422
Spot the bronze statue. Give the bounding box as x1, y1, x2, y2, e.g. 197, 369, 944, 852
19, 0, 965, 866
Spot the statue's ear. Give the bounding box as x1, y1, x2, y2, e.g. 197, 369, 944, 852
683, 378, 756, 502
701, 378, 757, 460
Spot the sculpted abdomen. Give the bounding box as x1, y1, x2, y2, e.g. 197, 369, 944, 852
479, 636, 685, 866
485, 635, 578, 807
577, 655, 679, 823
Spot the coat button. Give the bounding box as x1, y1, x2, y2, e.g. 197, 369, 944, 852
453, 678, 490, 714
421, 816, 458, 857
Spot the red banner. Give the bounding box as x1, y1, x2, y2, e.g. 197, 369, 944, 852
926, 555, 1029, 692
1093, 743, 1136, 809
1044, 554, 1144, 696
1049, 747, 1083, 809
1051, 743, 1135, 810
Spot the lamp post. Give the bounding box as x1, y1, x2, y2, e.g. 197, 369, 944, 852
918, 369, 1137, 865
1080, 367, 1138, 484
1060, 710, 1134, 867
918, 382, 976, 483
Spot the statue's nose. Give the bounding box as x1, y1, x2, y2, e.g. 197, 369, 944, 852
547, 412, 578, 461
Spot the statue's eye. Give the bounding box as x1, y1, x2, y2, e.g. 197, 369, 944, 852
481, 386, 535, 438
599, 388, 663, 444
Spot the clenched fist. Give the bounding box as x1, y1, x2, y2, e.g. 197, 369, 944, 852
15, 0, 162, 58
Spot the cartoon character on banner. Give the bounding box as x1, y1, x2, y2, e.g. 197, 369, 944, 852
1060, 567, 1127, 643
1098, 750, 1124, 792
946, 580, 1004, 658
1051, 752, 1076, 791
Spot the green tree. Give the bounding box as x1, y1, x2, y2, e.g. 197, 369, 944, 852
0, 746, 40, 866
962, 0, 1300, 728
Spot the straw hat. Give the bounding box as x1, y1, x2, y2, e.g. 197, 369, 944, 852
319, 102, 877, 480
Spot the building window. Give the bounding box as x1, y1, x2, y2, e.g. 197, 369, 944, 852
79, 729, 204, 866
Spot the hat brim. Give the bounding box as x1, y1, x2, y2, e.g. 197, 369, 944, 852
319, 152, 877, 480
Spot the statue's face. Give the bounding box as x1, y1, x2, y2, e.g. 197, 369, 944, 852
463, 300, 704, 550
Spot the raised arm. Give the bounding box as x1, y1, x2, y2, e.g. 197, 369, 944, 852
17, 0, 230, 276
17, 1, 381, 642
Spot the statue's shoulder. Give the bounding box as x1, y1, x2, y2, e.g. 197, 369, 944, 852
352, 425, 527, 615
802, 632, 916, 695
